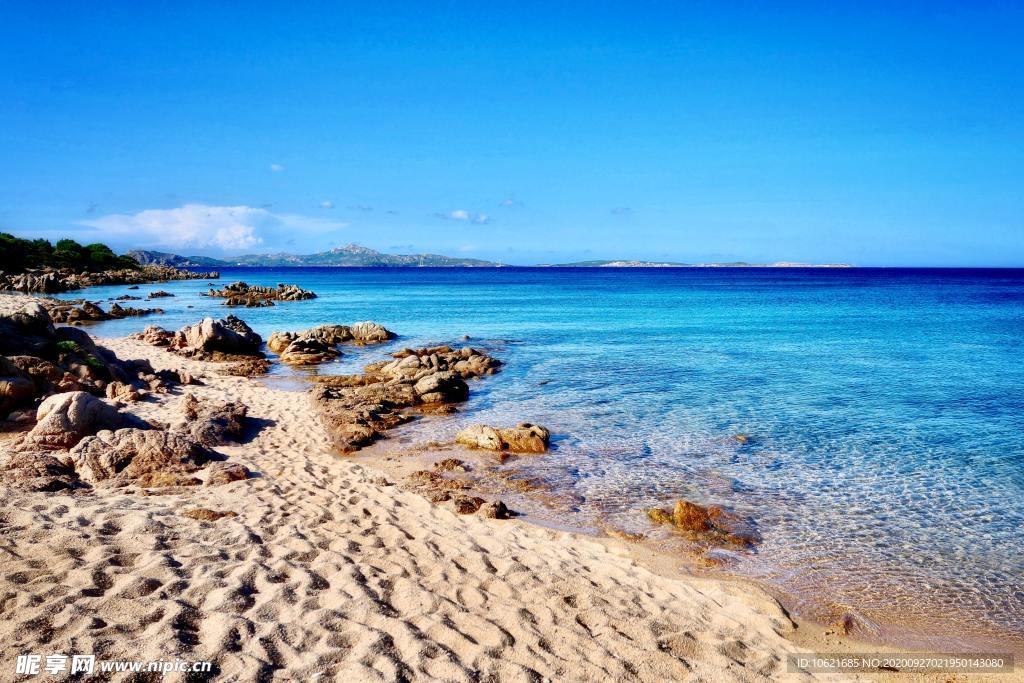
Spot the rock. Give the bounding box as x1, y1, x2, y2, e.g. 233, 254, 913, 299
605, 528, 646, 542
478, 500, 510, 519
414, 371, 468, 404
0, 450, 79, 491
1, 408, 36, 432
434, 458, 469, 472
268, 322, 394, 365
207, 281, 317, 306
455, 423, 550, 453
732, 434, 750, 445
647, 499, 757, 547
172, 316, 263, 356
219, 358, 271, 377
647, 508, 674, 525
69, 427, 210, 484
7, 355, 83, 395
0, 357, 36, 417
182, 508, 237, 521
452, 494, 485, 514
0, 297, 56, 356
131, 325, 175, 347
19, 391, 123, 450
179, 393, 247, 447
205, 462, 251, 486
279, 337, 340, 365
147, 290, 174, 298
105, 381, 140, 403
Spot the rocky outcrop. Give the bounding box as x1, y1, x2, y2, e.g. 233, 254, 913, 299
18, 391, 124, 450
177, 393, 247, 447
40, 298, 163, 324
312, 344, 501, 452
171, 316, 263, 357
268, 322, 394, 365
367, 345, 502, 383
0, 356, 36, 416
646, 499, 758, 547
206, 281, 317, 307
0, 450, 79, 491
455, 423, 550, 453
69, 427, 211, 485
1, 265, 217, 294
0, 297, 56, 357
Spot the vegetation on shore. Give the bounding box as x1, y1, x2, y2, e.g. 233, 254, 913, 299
0, 233, 139, 274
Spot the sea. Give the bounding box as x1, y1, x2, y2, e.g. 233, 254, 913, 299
56, 266, 1024, 652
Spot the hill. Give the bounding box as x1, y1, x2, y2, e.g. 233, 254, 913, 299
129, 244, 500, 267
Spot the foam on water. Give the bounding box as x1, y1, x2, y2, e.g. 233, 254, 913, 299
61, 267, 1024, 649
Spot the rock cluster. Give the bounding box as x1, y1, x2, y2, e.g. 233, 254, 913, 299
455, 423, 550, 453
206, 281, 317, 307
40, 298, 163, 324
267, 322, 394, 365
312, 344, 501, 452
0, 297, 165, 418
133, 316, 264, 360
646, 499, 758, 547
0, 265, 218, 294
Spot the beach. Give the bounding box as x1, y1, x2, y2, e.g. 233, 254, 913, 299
2, 335, 819, 681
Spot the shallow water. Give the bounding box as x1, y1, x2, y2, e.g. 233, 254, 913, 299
61, 267, 1024, 650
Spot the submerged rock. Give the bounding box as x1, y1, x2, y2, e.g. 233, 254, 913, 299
455, 423, 550, 453
647, 498, 758, 547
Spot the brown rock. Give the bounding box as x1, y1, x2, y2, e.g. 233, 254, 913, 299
205, 461, 250, 485
452, 494, 485, 514
182, 508, 237, 521
0, 451, 79, 491
455, 423, 550, 453
180, 393, 247, 447
478, 500, 510, 519
69, 427, 210, 484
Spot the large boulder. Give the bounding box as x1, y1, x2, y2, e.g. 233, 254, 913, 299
414, 371, 468, 404
455, 423, 550, 453
0, 450, 79, 491
19, 391, 123, 450
278, 337, 340, 365
0, 297, 56, 356
69, 427, 211, 485
172, 315, 262, 356
646, 499, 759, 547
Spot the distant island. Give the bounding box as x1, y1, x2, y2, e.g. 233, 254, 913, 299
539, 259, 853, 268
128, 243, 852, 268
127, 243, 500, 268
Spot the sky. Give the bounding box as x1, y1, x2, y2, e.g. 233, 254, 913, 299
1, 2, 1022, 266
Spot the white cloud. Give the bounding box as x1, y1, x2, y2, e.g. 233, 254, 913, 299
498, 197, 523, 207
79, 204, 347, 253
437, 209, 489, 224
269, 163, 285, 172
320, 200, 335, 209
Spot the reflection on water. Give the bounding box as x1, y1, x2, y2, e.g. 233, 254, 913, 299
64, 266, 1024, 651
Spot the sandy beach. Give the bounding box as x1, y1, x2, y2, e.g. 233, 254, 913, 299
0, 334, 834, 682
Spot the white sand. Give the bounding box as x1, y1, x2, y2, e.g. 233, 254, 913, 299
0, 337, 828, 681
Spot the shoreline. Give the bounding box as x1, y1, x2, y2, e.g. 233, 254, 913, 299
2, 335, 832, 681
1, 287, 1020, 678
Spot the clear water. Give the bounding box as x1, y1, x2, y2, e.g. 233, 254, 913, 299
62, 267, 1024, 650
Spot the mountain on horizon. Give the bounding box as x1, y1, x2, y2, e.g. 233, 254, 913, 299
127, 243, 500, 268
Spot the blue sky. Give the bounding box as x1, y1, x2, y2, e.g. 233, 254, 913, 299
1, 2, 1022, 266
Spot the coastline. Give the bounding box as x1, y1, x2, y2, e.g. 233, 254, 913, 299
2, 336, 827, 681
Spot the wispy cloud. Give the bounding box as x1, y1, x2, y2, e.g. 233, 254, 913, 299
348, 204, 374, 211
319, 200, 335, 209
269, 163, 285, 172
79, 203, 347, 252
498, 197, 523, 208
435, 209, 489, 224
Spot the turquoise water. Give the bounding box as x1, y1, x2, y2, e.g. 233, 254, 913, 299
63, 267, 1024, 650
